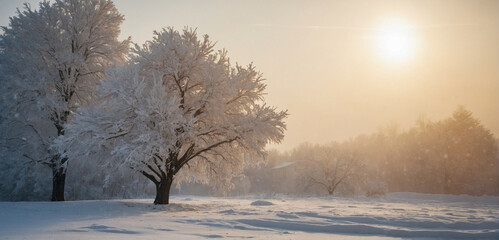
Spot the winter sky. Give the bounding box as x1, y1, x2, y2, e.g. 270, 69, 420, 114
1, 0, 498, 151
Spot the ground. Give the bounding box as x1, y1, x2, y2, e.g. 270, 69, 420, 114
0, 193, 498, 239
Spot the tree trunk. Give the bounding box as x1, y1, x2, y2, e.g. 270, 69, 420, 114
327, 181, 341, 195
52, 124, 68, 202
51, 164, 66, 201
154, 174, 174, 205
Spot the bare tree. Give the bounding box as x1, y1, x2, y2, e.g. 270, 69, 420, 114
302, 144, 359, 195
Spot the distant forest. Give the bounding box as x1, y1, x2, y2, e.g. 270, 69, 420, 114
243, 106, 499, 197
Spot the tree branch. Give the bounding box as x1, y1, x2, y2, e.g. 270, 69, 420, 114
140, 170, 159, 185
186, 137, 238, 164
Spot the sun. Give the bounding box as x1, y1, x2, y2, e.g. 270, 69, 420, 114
377, 21, 414, 62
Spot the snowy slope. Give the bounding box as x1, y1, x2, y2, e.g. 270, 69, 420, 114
0, 193, 498, 239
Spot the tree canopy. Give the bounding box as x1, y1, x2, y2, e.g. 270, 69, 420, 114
55, 28, 288, 204
0, 0, 129, 201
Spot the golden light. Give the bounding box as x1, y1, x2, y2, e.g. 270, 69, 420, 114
377, 21, 414, 62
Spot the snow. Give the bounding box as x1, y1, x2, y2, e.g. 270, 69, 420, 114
0, 193, 498, 239
250, 200, 274, 206
272, 161, 296, 169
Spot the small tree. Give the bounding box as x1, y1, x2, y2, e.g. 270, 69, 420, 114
56, 28, 287, 204
0, 0, 129, 201
301, 143, 360, 195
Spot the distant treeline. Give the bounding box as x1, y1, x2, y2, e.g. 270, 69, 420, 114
239, 106, 499, 197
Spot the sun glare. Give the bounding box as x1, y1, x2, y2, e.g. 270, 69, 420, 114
377, 21, 414, 62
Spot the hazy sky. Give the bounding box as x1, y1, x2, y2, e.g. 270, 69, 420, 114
1, 0, 498, 151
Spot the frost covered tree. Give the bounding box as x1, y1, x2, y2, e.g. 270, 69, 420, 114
56, 28, 287, 204
0, 0, 129, 201
432, 106, 498, 194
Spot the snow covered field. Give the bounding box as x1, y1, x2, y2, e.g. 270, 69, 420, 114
0, 193, 498, 239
